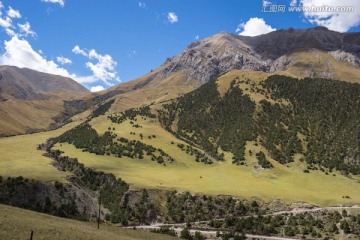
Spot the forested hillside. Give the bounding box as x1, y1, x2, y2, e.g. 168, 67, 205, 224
158, 75, 360, 175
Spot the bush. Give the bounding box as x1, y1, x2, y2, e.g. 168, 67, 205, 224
180, 228, 193, 240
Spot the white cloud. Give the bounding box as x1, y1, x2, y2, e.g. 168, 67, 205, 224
0, 15, 11, 28
41, 0, 65, 7
0, 36, 74, 78
56, 56, 72, 65
297, 0, 360, 32
72, 45, 87, 56
72, 45, 120, 86
90, 85, 105, 92
5, 28, 16, 36
138, 2, 146, 8
18, 22, 36, 37
7, 6, 21, 18
195, 35, 199, 40
0, 3, 17, 37
236, 17, 276, 36
167, 12, 178, 23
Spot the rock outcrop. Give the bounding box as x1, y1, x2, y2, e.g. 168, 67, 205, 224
157, 27, 360, 85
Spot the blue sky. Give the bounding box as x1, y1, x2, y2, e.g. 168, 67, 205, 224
0, 0, 360, 91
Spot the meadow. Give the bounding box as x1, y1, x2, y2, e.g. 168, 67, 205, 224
0, 204, 175, 240
1, 70, 360, 208
51, 115, 360, 207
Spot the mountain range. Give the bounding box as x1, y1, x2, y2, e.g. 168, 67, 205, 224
1, 27, 360, 239
1, 27, 360, 137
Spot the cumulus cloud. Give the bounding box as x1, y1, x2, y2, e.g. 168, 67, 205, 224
90, 85, 105, 92
0, 36, 74, 78
72, 45, 120, 86
5, 28, 16, 36
41, 0, 65, 7
7, 6, 21, 18
56, 56, 72, 65
72, 45, 87, 56
18, 22, 36, 37
236, 17, 276, 36
0, 15, 11, 28
138, 2, 146, 8
296, 0, 360, 32
0, 3, 14, 35
0, 2, 36, 38
167, 12, 178, 23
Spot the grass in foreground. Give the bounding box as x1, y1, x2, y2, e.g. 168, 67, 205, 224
0, 204, 175, 240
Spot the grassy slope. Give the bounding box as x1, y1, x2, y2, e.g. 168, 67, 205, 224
54, 122, 360, 206
0, 204, 175, 240
109, 72, 196, 114
51, 72, 360, 206
0, 109, 91, 182
277, 50, 360, 83
2, 70, 360, 207
0, 99, 66, 136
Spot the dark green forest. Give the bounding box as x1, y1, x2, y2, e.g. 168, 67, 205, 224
158, 75, 360, 175
52, 123, 174, 165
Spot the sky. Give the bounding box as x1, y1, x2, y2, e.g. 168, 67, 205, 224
0, 0, 360, 92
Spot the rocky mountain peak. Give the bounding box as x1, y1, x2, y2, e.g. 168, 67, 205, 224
157, 27, 360, 85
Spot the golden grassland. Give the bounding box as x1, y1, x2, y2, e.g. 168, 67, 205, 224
1, 70, 360, 208
0, 119, 86, 183
49, 112, 360, 207
0, 204, 175, 240
0, 99, 66, 136
108, 69, 197, 114
276, 50, 360, 83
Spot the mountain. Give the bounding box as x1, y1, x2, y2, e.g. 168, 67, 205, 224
104, 27, 360, 114
2, 28, 360, 239
49, 70, 360, 211
160, 26, 360, 84
157, 71, 360, 175
0, 66, 88, 101
0, 66, 89, 136
2, 27, 359, 136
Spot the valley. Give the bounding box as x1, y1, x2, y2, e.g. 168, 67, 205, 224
1, 26, 360, 240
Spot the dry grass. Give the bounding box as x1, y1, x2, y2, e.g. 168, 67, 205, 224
50, 114, 360, 207
277, 50, 360, 83
108, 70, 196, 114
2, 69, 360, 209
0, 99, 66, 136
0, 204, 175, 240
0, 121, 84, 183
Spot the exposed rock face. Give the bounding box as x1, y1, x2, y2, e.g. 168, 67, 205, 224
157, 27, 360, 85
161, 32, 270, 85
329, 50, 360, 67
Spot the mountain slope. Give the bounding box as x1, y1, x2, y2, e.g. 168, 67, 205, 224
0, 66, 89, 136
102, 27, 360, 116
157, 71, 360, 175
0, 65, 88, 101
160, 27, 360, 85
47, 70, 360, 206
